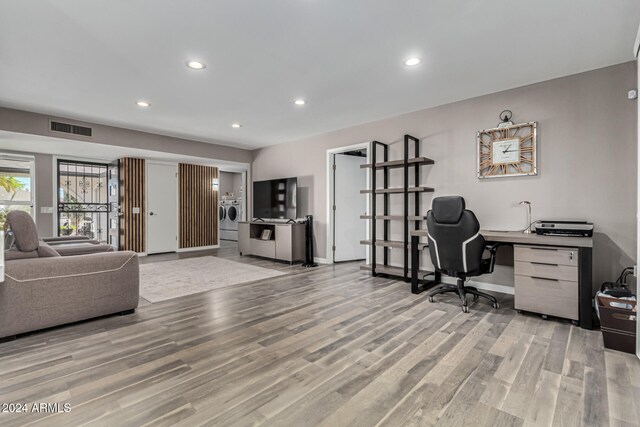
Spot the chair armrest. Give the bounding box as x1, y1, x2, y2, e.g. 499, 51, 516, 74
485, 243, 508, 274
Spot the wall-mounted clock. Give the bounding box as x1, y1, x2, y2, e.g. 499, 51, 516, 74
477, 121, 537, 179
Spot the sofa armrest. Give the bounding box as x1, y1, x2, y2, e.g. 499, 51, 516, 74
4, 251, 138, 282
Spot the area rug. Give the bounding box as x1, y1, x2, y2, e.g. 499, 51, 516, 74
139, 256, 286, 303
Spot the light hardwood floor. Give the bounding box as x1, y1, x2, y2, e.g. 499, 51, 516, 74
0, 247, 638, 426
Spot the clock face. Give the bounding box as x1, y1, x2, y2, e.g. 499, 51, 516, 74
491, 138, 520, 164
477, 122, 537, 179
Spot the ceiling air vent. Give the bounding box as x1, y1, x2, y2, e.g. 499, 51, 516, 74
50, 121, 92, 137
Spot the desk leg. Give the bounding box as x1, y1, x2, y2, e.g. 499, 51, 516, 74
411, 235, 440, 294
579, 247, 593, 330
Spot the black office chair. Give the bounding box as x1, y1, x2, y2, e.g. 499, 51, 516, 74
426, 196, 501, 313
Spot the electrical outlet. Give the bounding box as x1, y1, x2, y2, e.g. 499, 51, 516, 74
40, 206, 53, 214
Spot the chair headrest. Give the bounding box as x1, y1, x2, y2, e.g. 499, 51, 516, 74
6, 210, 39, 252
431, 196, 466, 224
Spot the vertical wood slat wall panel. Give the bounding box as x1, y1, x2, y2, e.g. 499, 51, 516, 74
178, 164, 218, 248
119, 158, 145, 252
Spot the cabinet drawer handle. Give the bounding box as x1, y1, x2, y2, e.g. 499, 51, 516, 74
531, 262, 558, 266
528, 247, 558, 251
531, 276, 559, 282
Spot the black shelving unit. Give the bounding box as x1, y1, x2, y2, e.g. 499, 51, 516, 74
360, 135, 436, 283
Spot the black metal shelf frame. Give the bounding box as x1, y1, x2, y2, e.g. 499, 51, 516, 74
403, 134, 420, 279
365, 135, 435, 283
369, 141, 389, 275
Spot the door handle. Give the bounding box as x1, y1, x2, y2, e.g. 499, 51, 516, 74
150, 212, 156, 216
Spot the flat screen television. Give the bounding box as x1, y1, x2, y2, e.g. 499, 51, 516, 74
253, 177, 297, 220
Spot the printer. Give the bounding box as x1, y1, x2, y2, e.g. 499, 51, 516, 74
533, 220, 593, 237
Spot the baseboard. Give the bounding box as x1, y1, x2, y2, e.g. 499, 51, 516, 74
137, 252, 148, 257
314, 257, 328, 264
177, 245, 220, 253
440, 276, 514, 295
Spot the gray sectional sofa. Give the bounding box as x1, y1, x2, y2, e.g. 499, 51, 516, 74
1, 211, 139, 341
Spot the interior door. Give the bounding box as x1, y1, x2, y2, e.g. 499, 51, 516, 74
333, 153, 367, 262
147, 163, 178, 254
107, 159, 120, 249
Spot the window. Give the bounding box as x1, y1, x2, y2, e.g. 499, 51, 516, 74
0, 154, 34, 230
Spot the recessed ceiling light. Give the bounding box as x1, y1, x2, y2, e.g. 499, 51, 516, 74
231, 123, 242, 128
404, 57, 421, 66
136, 100, 150, 107
294, 99, 306, 106
186, 60, 206, 70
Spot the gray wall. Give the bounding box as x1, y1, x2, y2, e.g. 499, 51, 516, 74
34, 153, 54, 237
0, 107, 252, 164
252, 62, 638, 288
0, 107, 253, 238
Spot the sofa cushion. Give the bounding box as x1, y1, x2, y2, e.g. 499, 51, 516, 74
37, 242, 61, 258
53, 242, 113, 256
6, 210, 39, 252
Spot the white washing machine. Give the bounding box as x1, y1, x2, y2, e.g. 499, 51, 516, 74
220, 199, 242, 241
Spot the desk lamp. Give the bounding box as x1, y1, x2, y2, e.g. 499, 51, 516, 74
519, 201, 532, 234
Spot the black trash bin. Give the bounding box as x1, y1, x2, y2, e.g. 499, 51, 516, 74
597, 295, 637, 354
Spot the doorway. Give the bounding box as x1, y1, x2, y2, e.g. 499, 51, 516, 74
57, 159, 109, 242
219, 170, 244, 244
218, 169, 247, 249
146, 162, 178, 254
328, 144, 368, 263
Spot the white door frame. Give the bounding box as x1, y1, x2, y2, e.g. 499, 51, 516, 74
145, 160, 178, 254
325, 142, 370, 264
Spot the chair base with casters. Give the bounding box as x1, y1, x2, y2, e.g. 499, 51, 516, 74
427, 277, 499, 313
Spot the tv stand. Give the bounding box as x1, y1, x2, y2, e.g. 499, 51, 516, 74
238, 221, 305, 264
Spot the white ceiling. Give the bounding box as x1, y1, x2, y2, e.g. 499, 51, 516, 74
0, 1, 638, 150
